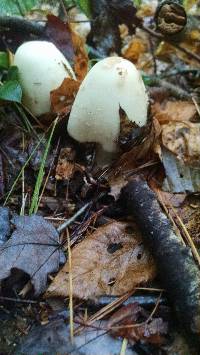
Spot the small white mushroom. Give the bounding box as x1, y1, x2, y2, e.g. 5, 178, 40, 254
67, 56, 148, 165
14, 41, 76, 116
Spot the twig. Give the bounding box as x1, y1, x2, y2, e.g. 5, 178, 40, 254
57, 202, 91, 233
74, 291, 134, 335
0, 296, 45, 304
141, 24, 200, 64
0, 16, 44, 35
147, 76, 191, 99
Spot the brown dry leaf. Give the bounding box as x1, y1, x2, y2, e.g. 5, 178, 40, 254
162, 121, 200, 166
158, 191, 200, 243
44, 14, 88, 81
51, 78, 80, 114
137, 3, 157, 18
151, 100, 197, 124
108, 303, 168, 345
45, 222, 156, 299
55, 147, 84, 180
123, 38, 146, 64
122, 30, 154, 73
108, 119, 160, 200
72, 30, 89, 81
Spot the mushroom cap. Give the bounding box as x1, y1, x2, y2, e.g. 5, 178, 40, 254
67, 57, 148, 153
14, 41, 76, 116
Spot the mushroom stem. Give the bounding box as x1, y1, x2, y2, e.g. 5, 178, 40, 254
96, 145, 117, 167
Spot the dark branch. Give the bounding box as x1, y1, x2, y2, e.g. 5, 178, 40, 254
119, 178, 200, 345
0, 16, 44, 36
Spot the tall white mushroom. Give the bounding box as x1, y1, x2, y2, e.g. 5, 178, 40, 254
14, 41, 76, 116
67, 56, 148, 165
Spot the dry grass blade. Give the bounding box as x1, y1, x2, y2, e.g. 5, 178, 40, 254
74, 291, 134, 335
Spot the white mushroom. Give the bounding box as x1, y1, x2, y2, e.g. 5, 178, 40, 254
67, 56, 148, 165
14, 41, 76, 116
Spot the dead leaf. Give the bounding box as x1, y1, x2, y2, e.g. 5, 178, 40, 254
162, 122, 200, 166
151, 100, 197, 124
159, 147, 200, 193
108, 119, 160, 200
72, 30, 89, 80
0, 215, 65, 296
45, 222, 156, 299
55, 147, 84, 180
43, 15, 88, 81
51, 78, 80, 114
158, 191, 200, 243
108, 303, 168, 345
123, 38, 146, 64
17, 318, 135, 355
0, 207, 10, 246
44, 14, 75, 63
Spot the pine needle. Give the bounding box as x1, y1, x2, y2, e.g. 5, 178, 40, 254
67, 228, 74, 343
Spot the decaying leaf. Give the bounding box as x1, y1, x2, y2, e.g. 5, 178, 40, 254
72, 29, 89, 81
151, 100, 197, 124
0, 206, 10, 245
43, 14, 88, 80
17, 319, 136, 355
43, 14, 75, 63
162, 122, 200, 166
108, 303, 168, 345
108, 119, 160, 200
0, 215, 65, 296
160, 147, 200, 193
45, 222, 156, 299
157, 190, 200, 244
55, 147, 84, 180
123, 38, 146, 64
50, 78, 80, 114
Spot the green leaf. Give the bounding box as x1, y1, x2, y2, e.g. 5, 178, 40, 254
63, 0, 76, 7
142, 74, 152, 86
0, 0, 39, 16
134, 0, 141, 7
0, 52, 9, 69
77, 0, 92, 18
0, 80, 22, 102
7, 66, 19, 81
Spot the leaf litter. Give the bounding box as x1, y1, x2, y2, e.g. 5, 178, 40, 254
0, 215, 65, 295
46, 222, 156, 299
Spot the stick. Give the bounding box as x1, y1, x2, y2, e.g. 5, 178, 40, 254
140, 24, 200, 64
119, 178, 200, 340
57, 202, 90, 233
0, 16, 44, 35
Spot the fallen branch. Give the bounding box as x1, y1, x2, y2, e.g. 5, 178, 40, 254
0, 16, 44, 35
140, 23, 200, 64
119, 178, 200, 342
